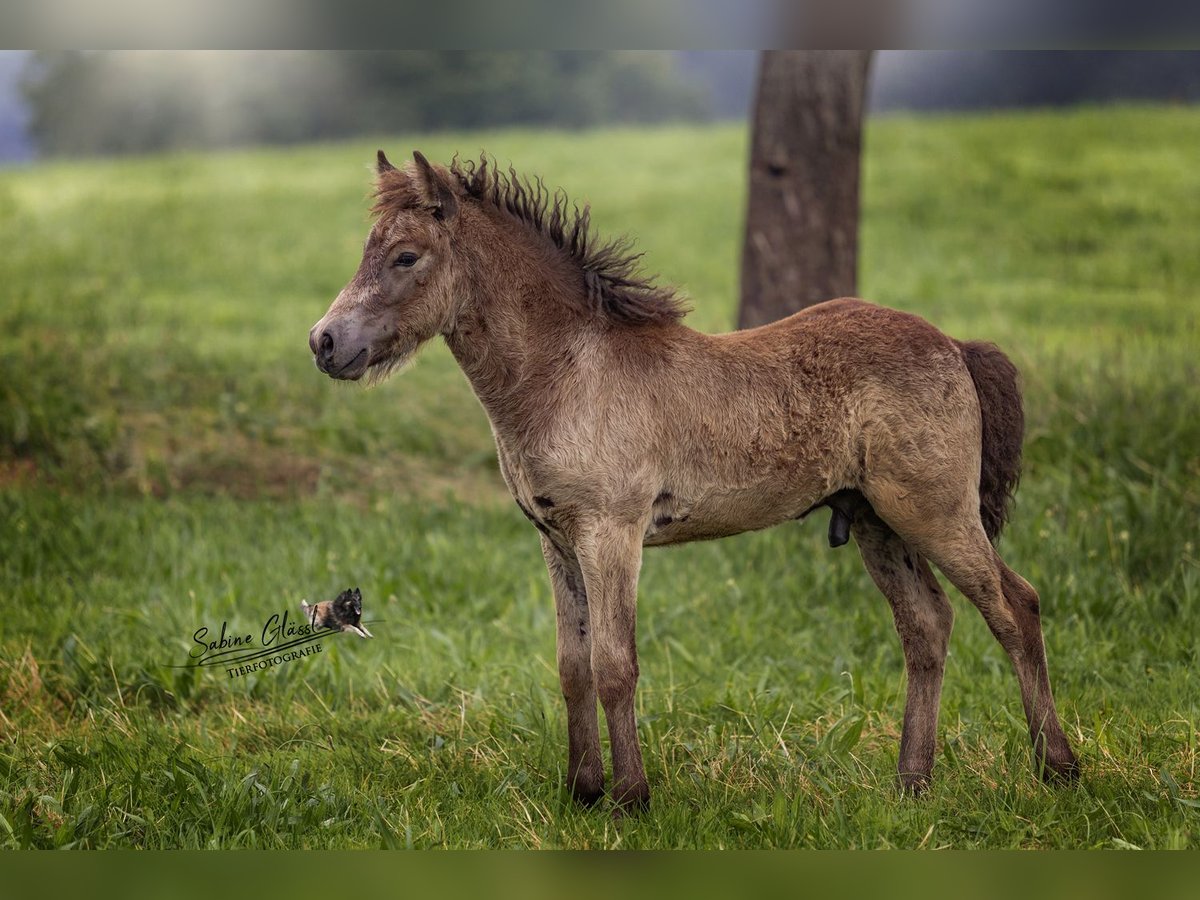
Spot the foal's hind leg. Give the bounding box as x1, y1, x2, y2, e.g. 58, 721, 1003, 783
542, 536, 605, 805
992, 559, 1080, 781
877, 498, 1079, 782
853, 512, 954, 793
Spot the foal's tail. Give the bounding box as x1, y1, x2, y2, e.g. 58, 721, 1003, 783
958, 340, 1025, 542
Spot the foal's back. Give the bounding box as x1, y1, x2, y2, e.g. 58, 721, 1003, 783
599, 298, 979, 546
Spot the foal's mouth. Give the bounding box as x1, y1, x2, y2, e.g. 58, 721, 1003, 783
329, 348, 369, 380
361, 343, 419, 385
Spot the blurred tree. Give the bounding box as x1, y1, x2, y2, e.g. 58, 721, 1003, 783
21, 51, 710, 158
738, 51, 872, 328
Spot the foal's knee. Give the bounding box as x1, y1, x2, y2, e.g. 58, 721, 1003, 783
557, 652, 593, 703
592, 644, 638, 708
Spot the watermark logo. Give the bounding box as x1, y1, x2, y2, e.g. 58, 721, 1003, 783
176, 588, 375, 678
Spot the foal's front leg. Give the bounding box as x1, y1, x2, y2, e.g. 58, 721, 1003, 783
541, 536, 604, 805
574, 522, 649, 813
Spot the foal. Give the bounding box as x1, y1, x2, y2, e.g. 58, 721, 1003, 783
309, 151, 1079, 811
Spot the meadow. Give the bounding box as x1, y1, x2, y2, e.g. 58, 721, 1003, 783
0, 107, 1197, 848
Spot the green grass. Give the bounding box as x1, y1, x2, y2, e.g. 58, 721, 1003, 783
1, 107, 1198, 848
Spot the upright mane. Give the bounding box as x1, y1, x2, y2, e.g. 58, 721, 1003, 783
451, 156, 689, 327
376, 154, 688, 327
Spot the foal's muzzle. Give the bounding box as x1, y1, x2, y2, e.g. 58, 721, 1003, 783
308, 320, 370, 380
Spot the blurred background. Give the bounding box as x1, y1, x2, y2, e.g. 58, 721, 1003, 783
3, 50, 1200, 161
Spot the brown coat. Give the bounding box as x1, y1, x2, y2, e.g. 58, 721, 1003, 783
310, 151, 1078, 812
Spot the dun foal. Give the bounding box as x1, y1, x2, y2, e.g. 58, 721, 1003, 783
310, 151, 1079, 812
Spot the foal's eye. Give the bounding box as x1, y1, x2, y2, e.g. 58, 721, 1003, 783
393, 252, 419, 268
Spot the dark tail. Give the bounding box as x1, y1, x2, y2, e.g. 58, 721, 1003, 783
958, 340, 1025, 542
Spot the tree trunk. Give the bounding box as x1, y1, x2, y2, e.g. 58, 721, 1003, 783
738, 51, 872, 329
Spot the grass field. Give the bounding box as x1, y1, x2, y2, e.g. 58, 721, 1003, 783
1, 107, 1198, 849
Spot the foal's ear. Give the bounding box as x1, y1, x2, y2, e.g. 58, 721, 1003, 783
411, 150, 458, 222
376, 149, 397, 175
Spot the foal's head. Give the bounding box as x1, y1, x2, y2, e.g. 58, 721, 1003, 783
309, 150, 462, 382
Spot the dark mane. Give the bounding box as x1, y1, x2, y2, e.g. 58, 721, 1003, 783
370, 155, 681, 327
448, 156, 688, 327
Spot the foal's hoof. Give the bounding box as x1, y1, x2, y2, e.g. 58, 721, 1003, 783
897, 770, 932, 796
1034, 734, 1080, 784
610, 781, 651, 819
568, 782, 605, 808
1038, 752, 1081, 785
567, 770, 606, 807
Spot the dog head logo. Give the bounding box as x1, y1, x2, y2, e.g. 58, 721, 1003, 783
301, 587, 373, 639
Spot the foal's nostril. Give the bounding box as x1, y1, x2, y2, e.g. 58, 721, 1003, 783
318, 331, 334, 364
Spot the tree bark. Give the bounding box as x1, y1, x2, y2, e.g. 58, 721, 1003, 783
738, 51, 872, 329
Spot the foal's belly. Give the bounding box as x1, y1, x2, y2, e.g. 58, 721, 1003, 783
641, 483, 827, 547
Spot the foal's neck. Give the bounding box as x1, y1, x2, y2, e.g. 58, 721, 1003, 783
441, 213, 596, 441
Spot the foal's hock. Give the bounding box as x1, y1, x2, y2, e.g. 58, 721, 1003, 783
310, 150, 1079, 813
